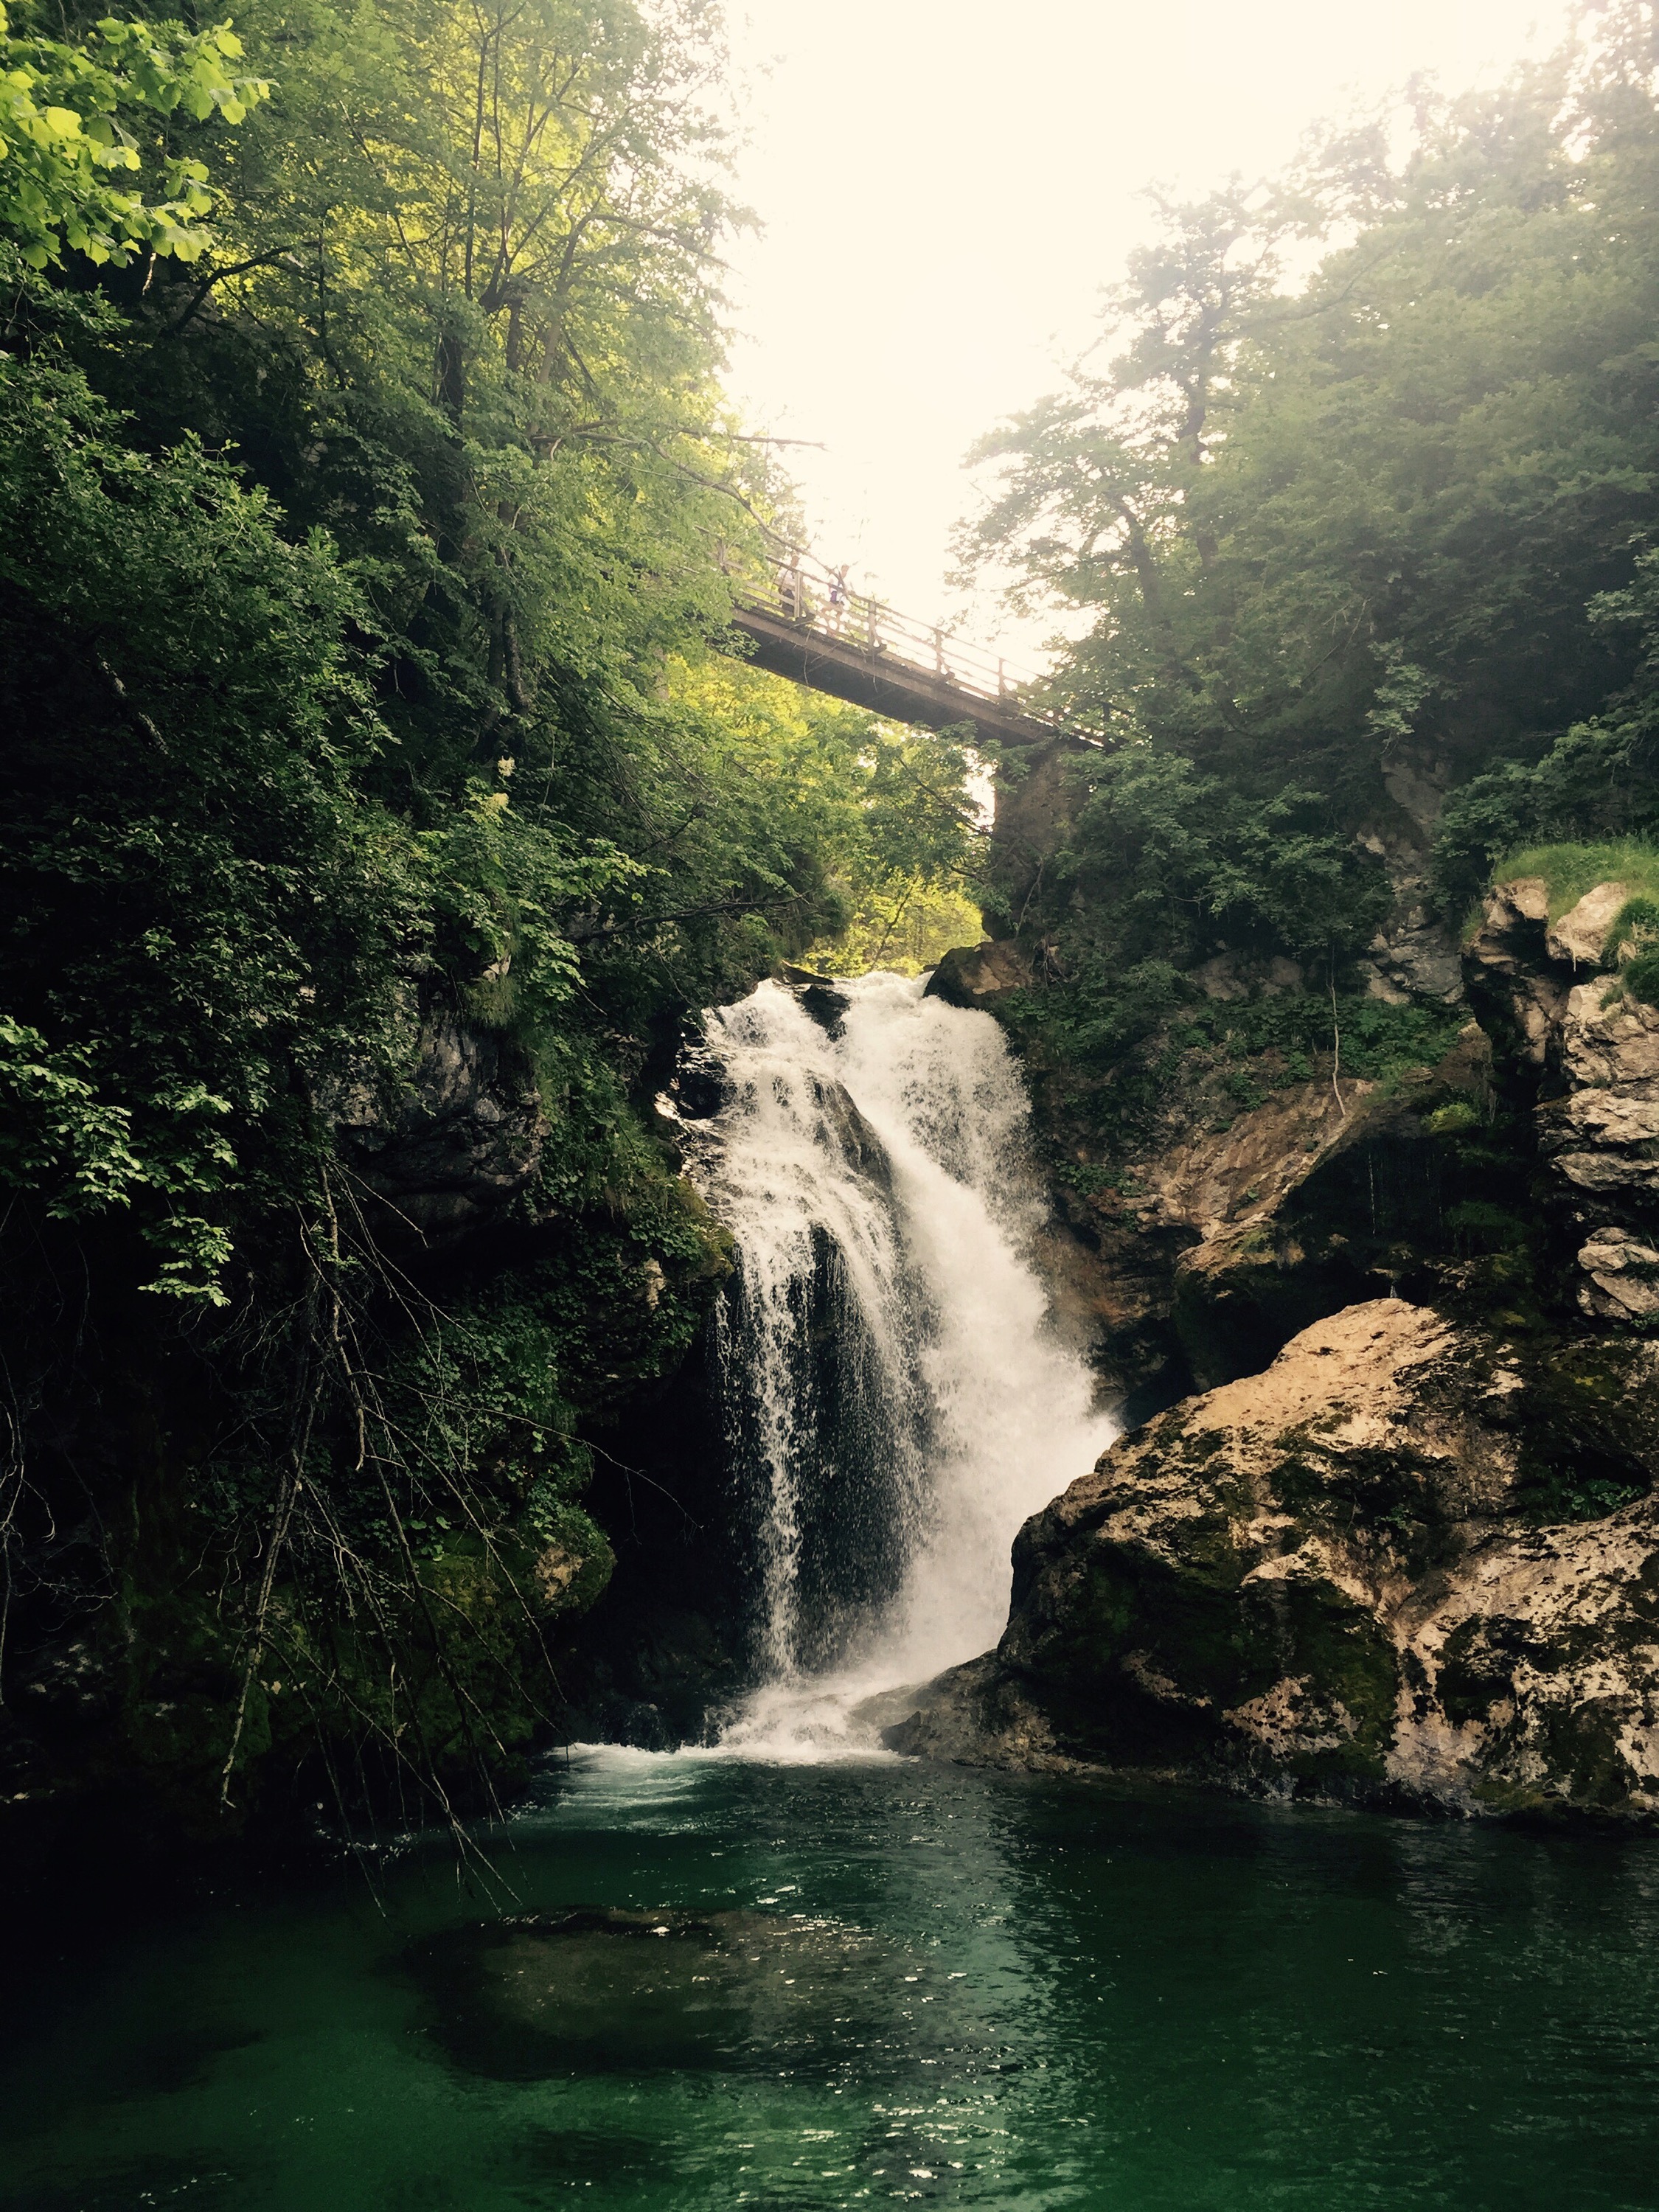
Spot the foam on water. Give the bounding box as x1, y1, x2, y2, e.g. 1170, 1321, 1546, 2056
687, 970, 1118, 1756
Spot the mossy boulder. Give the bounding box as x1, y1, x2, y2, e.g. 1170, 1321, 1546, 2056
887, 1298, 1659, 1823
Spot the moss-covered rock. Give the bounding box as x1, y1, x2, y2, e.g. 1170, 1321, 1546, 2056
886, 1298, 1659, 1823
924, 939, 1035, 1008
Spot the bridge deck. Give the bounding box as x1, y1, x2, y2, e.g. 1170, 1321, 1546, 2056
725, 556, 1102, 751
731, 605, 1071, 749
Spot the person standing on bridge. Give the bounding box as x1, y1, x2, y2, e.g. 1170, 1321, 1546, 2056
827, 564, 849, 632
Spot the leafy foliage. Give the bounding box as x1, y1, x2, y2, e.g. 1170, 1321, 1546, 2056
1582, 889, 1659, 1005
1004, 745, 1386, 967
0, 1, 267, 265
961, 6, 1659, 1116
0, 0, 974, 1827
966, 24, 1659, 810
1433, 557, 1659, 912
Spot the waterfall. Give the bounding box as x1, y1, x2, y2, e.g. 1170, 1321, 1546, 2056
681, 971, 1119, 1753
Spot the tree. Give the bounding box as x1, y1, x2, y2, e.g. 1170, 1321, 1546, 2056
0, 0, 267, 265
960, 181, 1296, 702
963, 10, 1659, 820
0, 0, 978, 1827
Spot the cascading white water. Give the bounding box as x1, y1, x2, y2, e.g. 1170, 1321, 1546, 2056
684, 971, 1119, 1754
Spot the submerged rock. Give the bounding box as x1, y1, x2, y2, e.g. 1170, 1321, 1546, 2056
886, 1298, 1659, 1824
407, 1905, 971, 2077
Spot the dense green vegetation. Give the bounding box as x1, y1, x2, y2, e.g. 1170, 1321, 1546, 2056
1461, 841, 1659, 929
0, 0, 973, 1831
15, 0, 1659, 1838
964, 4, 1659, 1132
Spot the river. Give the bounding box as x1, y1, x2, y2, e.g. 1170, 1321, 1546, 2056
7, 1752, 1659, 2208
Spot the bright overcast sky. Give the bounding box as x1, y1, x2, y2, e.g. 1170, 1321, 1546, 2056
717, 0, 1579, 660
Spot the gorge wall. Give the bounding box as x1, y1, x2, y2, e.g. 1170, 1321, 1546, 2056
893, 870, 1659, 1824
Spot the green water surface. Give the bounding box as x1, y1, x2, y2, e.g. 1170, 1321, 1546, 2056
6, 1750, 1659, 2210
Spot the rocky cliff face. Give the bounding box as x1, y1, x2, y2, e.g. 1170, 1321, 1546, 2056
891, 877, 1659, 1825
946, 963, 1497, 1400
1464, 876, 1659, 1325
333, 1009, 548, 1245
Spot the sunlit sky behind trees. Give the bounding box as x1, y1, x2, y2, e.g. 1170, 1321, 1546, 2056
721, 0, 1579, 653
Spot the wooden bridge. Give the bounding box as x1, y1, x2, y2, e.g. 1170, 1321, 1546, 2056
728, 552, 1104, 751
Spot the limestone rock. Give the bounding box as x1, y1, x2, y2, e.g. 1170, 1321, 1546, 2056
1044, 1074, 1364, 1396
1382, 747, 1450, 835
1131, 1077, 1367, 1245
1448, 873, 1659, 1323
1046, 1016, 1493, 1396
1492, 876, 1551, 925
1355, 822, 1464, 1004
1495, 932, 1659, 1324
1374, 920, 1464, 1003
1547, 881, 1630, 969
1188, 952, 1305, 1002
886, 1300, 1659, 1823
1190, 952, 1251, 1002
1155, 1029, 1490, 1388
925, 939, 1034, 1006
1576, 1232, 1659, 1321
1354, 960, 1411, 1006
1462, 877, 1566, 1065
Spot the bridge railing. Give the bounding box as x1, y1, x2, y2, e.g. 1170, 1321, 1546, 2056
729, 548, 1102, 740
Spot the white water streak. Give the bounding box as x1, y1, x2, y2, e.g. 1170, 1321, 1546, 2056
692, 972, 1118, 1755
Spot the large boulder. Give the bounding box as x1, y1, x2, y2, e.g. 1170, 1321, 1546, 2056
925, 939, 1034, 1006
886, 1298, 1659, 1823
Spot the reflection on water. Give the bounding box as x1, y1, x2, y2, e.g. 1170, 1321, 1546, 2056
6, 1750, 1659, 2209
